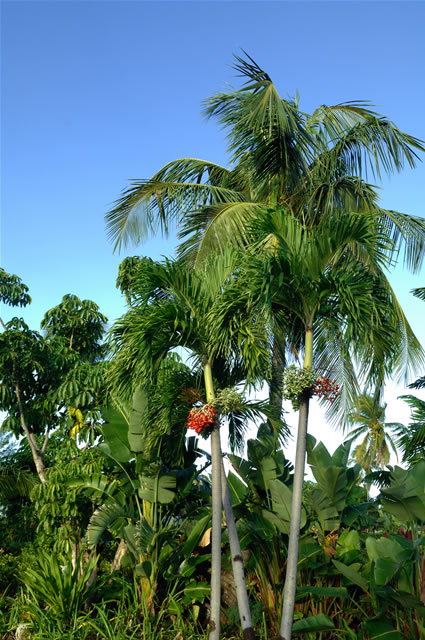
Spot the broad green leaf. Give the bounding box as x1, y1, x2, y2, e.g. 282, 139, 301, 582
375, 586, 425, 616
362, 618, 403, 639
123, 523, 140, 558
226, 471, 248, 505
128, 385, 148, 452
365, 536, 404, 562
135, 560, 152, 578
178, 555, 210, 578
292, 614, 335, 635
183, 514, 211, 558
100, 407, 132, 462
375, 557, 402, 586
184, 580, 210, 602
309, 489, 340, 530
298, 542, 322, 566
137, 519, 156, 551
332, 559, 368, 592
296, 586, 349, 598
87, 500, 127, 546
337, 529, 361, 554
139, 472, 176, 504
262, 508, 289, 535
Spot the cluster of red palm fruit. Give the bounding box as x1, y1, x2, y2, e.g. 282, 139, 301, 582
312, 376, 340, 404
187, 403, 216, 434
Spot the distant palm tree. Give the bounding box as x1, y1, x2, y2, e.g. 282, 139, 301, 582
346, 393, 401, 481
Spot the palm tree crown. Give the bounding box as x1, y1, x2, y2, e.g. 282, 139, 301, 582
105, 54, 425, 273
346, 393, 401, 473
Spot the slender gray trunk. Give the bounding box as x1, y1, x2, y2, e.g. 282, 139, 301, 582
209, 424, 222, 640
14, 378, 47, 483
280, 392, 310, 640
221, 463, 255, 640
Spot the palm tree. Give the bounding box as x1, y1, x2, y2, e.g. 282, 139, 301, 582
240, 207, 421, 640
108, 251, 270, 640
345, 393, 401, 494
390, 287, 425, 464
105, 54, 425, 418
394, 394, 425, 464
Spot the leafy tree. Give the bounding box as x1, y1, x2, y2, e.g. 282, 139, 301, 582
41, 293, 107, 361
0, 269, 57, 481
0, 270, 109, 481
0, 268, 31, 310
0, 438, 38, 558
389, 287, 425, 465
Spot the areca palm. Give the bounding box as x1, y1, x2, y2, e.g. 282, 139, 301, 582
240, 207, 421, 640
108, 251, 270, 640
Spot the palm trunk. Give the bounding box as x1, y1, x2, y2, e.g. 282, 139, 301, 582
280, 327, 313, 640
221, 462, 255, 640
268, 328, 285, 432
204, 361, 222, 640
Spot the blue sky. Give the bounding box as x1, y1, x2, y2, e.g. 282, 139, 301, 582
2, 1, 425, 451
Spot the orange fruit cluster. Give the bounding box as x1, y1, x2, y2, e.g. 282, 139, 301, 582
187, 404, 216, 434
312, 377, 340, 404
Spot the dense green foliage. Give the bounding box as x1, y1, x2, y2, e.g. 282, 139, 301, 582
2, 54, 425, 639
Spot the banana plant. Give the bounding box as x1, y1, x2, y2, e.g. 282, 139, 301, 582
332, 531, 425, 639
379, 461, 425, 525
305, 436, 373, 539
228, 424, 299, 536
73, 371, 212, 611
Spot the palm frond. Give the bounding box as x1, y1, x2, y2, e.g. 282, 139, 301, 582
307, 101, 381, 139
298, 175, 379, 226
316, 116, 424, 181
363, 469, 392, 488
0, 469, 38, 499
105, 161, 243, 251
408, 374, 425, 389
204, 54, 316, 179
412, 286, 425, 301
178, 201, 264, 265
394, 403, 425, 462
378, 209, 425, 273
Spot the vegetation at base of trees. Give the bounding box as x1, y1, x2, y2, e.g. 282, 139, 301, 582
2, 53, 425, 639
